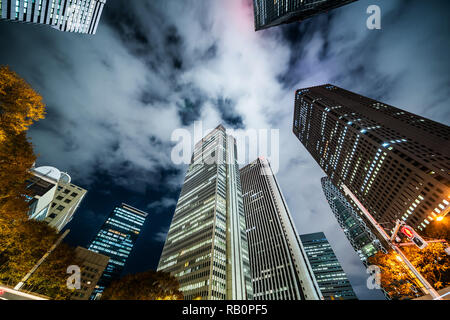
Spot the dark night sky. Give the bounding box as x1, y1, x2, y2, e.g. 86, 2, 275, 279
1, 0, 449, 300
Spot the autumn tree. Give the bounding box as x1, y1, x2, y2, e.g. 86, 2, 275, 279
101, 270, 184, 300
421, 219, 450, 242
0, 65, 45, 202
368, 250, 419, 300
369, 242, 450, 300
0, 66, 76, 300
0, 66, 45, 142
0, 221, 80, 300
0, 65, 45, 259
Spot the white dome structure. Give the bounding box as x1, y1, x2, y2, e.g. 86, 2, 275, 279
32, 166, 62, 182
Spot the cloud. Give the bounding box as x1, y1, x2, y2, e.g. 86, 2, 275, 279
147, 197, 177, 214
154, 226, 170, 243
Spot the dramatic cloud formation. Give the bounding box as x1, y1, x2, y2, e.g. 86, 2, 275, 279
0, 0, 449, 299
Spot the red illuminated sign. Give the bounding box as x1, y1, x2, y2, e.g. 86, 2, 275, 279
401, 226, 415, 239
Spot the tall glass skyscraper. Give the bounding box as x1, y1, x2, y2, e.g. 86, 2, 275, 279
322, 177, 391, 299
240, 157, 322, 300
293, 84, 450, 232
321, 177, 387, 263
253, 0, 357, 31
88, 203, 148, 299
0, 0, 106, 34
157, 125, 252, 300
300, 232, 357, 300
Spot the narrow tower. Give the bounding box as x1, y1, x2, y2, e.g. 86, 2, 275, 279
157, 125, 253, 300
240, 157, 322, 300
300, 232, 357, 300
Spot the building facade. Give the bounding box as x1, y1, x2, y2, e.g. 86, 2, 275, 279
26, 166, 59, 222
157, 125, 253, 300
293, 84, 450, 232
300, 232, 357, 300
25, 166, 86, 232
45, 178, 87, 233
240, 157, 322, 300
88, 203, 148, 299
0, 0, 106, 34
70, 246, 109, 300
321, 177, 386, 263
253, 0, 357, 31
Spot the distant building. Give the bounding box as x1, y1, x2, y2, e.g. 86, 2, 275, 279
0, 0, 107, 34
293, 84, 450, 232
25, 166, 86, 232
88, 203, 149, 300
157, 125, 253, 300
253, 0, 357, 31
240, 158, 322, 300
70, 247, 109, 301
300, 232, 357, 300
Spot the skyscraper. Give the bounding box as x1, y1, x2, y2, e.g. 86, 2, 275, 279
88, 203, 148, 299
321, 177, 391, 299
293, 84, 450, 231
157, 125, 253, 300
0, 0, 106, 34
253, 0, 357, 31
321, 177, 387, 263
240, 157, 322, 300
300, 232, 357, 300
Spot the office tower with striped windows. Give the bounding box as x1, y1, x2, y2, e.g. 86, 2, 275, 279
157, 125, 253, 300
293, 84, 450, 232
88, 203, 148, 299
300, 232, 357, 300
321, 177, 386, 263
253, 0, 357, 31
240, 157, 322, 300
0, 0, 106, 34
